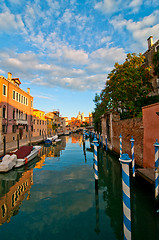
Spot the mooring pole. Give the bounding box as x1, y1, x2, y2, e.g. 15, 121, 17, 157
119, 153, 132, 240
119, 134, 122, 158
93, 137, 99, 189
17, 134, 19, 150
130, 137, 135, 177
154, 139, 159, 200
3, 136, 6, 156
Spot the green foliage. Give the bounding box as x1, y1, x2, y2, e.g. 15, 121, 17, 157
92, 93, 105, 132
153, 51, 159, 77
100, 53, 153, 118
93, 53, 155, 124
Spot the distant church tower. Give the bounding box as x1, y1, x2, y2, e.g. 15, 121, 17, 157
81, 112, 85, 122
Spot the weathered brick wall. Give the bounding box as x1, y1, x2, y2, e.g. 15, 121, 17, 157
112, 117, 144, 167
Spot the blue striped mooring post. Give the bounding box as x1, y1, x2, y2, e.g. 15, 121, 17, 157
120, 134, 122, 158
119, 153, 132, 240
130, 137, 135, 177
105, 135, 108, 151
154, 139, 159, 200
93, 136, 99, 188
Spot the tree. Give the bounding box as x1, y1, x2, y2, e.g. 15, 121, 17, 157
100, 53, 152, 118
92, 93, 105, 132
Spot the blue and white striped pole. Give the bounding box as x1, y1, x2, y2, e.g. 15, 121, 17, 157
154, 139, 159, 200
105, 135, 108, 151
120, 134, 122, 158
93, 136, 99, 188
130, 137, 135, 177
119, 153, 132, 240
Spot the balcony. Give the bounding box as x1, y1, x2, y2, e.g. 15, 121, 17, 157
16, 119, 28, 125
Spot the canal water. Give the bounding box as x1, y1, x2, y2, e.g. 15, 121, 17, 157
0, 133, 159, 240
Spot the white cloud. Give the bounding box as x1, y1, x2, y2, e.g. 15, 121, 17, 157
90, 46, 126, 64
94, 0, 125, 14
0, 11, 24, 32
110, 10, 159, 50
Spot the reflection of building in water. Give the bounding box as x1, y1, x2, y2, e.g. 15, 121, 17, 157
71, 133, 83, 147
34, 154, 46, 169
0, 169, 33, 226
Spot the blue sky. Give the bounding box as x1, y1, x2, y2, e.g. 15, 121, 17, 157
0, 0, 159, 119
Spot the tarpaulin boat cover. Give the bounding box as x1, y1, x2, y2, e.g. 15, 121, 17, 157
14, 146, 33, 159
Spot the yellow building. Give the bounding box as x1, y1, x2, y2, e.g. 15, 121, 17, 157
33, 109, 47, 137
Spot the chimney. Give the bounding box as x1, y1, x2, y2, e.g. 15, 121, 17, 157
8, 72, 12, 81
27, 88, 30, 95
147, 36, 153, 50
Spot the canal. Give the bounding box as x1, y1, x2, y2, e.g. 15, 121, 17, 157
0, 133, 159, 240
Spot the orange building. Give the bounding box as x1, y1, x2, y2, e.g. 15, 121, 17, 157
0, 72, 33, 142
33, 109, 47, 137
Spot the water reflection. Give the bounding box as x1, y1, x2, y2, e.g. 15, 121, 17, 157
0, 169, 33, 225
0, 134, 159, 240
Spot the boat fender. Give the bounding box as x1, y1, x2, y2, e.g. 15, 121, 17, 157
25, 157, 28, 164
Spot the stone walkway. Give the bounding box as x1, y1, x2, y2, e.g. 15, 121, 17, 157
136, 168, 155, 184
0, 136, 45, 156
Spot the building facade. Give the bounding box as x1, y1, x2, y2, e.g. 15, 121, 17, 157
143, 36, 159, 95
0, 72, 33, 143
33, 109, 47, 137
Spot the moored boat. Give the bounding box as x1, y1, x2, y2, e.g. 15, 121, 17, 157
0, 145, 41, 172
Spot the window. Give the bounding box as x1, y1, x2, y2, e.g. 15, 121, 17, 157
2, 125, 7, 133
3, 106, 6, 119
37, 120, 39, 124
40, 120, 41, 125
21, 95, 23, 104
26, 114, 27, 120
12, 125, 16, 133
26, 125, 28, 132
26, 98, 28, 105
3, 85, 7, 96
24, 96, 25, 105
31, 100, 33, 108
16, 92, 18, 101
13, 109, 15, 120
19, 94, 21, 102
34, 119, 35, 124
13, 90, 15, 100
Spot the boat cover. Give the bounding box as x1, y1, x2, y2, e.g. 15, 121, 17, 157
14, 146, 33, 159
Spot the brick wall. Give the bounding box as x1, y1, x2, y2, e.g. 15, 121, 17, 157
101, 113, 144, 167
112, 117, 143, 167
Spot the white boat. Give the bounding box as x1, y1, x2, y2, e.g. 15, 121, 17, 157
15, 146, 41, 168
0, 145, 41, 172
52, 135, 58, 141
55, 138, 61, 143
0, 154, 17, 173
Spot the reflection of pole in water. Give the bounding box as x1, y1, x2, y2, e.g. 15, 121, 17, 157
94, 184, 100, 234
83, 140, 87, 163
119, 153, 132, 240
